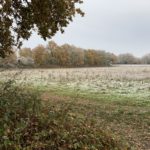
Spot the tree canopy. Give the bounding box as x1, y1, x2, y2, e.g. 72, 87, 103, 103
0, 0, 84, 58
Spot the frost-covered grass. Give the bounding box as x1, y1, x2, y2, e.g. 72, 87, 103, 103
1, 65, 150, 104
0, 65, 150, 149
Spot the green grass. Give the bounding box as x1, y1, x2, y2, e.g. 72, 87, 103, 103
0, 81, 132, 150
38, 85, 150, 150
36, 83, 150, 107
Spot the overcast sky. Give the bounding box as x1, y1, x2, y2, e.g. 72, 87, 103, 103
23, 0, 150, 57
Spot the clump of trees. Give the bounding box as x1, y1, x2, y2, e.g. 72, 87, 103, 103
117, 53, 141, 64
44, 41, 117, 67
117, 53, 150, 65
1, 41, 150, 68
0, 41, 117, 68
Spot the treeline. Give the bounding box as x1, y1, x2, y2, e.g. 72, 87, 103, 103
0, 41, 117, 68
117, 53, 150, 64
0, 41, 150, 68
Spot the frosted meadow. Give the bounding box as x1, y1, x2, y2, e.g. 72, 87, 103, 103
0, 65, 150, 149
1, 65, 150, 102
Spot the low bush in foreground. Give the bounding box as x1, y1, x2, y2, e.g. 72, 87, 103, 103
0, 80, 130, 150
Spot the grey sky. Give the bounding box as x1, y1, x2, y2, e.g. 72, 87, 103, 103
23, 0, 150, 57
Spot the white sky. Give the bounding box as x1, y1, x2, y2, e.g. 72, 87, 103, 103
23, 0, 150, 57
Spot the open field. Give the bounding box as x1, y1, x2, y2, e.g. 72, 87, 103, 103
0, 65, 150, 149
1, 65, 150, 104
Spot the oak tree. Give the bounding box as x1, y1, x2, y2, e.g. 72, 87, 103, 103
0, 0, 84, 58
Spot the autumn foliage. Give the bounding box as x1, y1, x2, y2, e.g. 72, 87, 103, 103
18, 41, 117, 67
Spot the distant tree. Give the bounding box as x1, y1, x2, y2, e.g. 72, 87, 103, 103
61, 44, 72, 66
32, 45, 48, 66
19, 48, 32, 58
96, 51, 107, 66
84, 50, 95, 66
75, 48, 84, 66
47, 41, 58, 51
106, 53, 117, 65
59, 44, 72, 66
0, 0, 84, 58
117, 53, 138, 64
46, 41, 59, 65
141, 54, 150, 64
